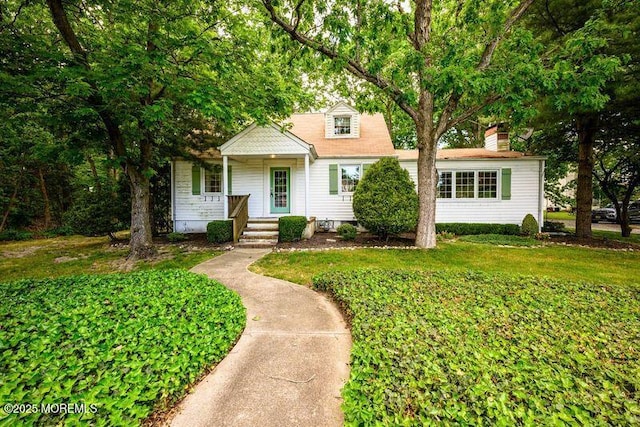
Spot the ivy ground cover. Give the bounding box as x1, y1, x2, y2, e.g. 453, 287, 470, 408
0, 270, 245, 426
314, 269, 640, 425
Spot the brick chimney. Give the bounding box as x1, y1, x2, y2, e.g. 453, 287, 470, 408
484, 124, 510, 151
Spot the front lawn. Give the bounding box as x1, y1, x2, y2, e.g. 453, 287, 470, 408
315, 269, 640, 425
0, 270, 245, 426
251, 242, 640, 286
0, 235, 221, 282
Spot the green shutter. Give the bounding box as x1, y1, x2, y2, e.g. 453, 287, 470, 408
362, 163, 371, 178
227, 165, 232, 194
329, 164, 338, 195
501, 168, 511, 200
192, 164, 201, 195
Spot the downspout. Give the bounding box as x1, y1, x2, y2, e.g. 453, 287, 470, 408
170, 160, 176, 232
538, 159, 545, 232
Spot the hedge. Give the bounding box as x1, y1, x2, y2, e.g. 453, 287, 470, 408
436, 223, 521, 236
206, 220, 233, 243
278, 216, 307, 242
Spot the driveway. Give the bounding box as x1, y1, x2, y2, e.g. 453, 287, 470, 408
557, 220, 640, 234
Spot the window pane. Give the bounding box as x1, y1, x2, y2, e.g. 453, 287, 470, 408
438, 172, 452, 198
205, 169, 222, 193
478, 171, 497, 198
456, 171, 475, 198
334, 116, 351, 135
341, 165, 360, 193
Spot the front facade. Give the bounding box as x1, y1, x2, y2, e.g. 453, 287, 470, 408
171, 103, 545, 233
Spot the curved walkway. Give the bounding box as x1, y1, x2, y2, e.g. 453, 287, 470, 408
168, 249, 352, 427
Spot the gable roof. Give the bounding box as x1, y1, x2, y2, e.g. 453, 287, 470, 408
219, 123, 316, 157
395, 148, 533, 160
324, 101, 358, 115
286, 113, 395, 157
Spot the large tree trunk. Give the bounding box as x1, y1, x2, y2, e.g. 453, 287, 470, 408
575, 114, 597, 238
414, 102, 438, 249
38, 167, 52, 229
127, 167, 155, 259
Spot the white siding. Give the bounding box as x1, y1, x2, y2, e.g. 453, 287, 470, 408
173, 158, 306, 232
402, 158, 543, 224
308, 158, 374, 221
325, 104, 360, 139
173, 160, 224, 232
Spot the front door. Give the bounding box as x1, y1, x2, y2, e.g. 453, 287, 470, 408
270, 167, 290, 214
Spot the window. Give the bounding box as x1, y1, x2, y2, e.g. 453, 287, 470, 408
478, 171, 498, 198
204, 167, 222, 193
334, 116, 351, 135
438, 172, 452, 198
456, 171, 475, 198
341, 165, 360, 193
438, 170, 499, 200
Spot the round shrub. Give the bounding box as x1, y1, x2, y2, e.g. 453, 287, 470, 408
521, 214, 539, 237
337, 223, 357, 240
207, 220, 233, 243
353, 158, 418, 239
279, 216, 307, 242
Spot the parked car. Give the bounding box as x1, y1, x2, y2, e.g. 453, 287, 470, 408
592, 200, 640, 223
629, 200, 640, 224
591, 205, 617, 223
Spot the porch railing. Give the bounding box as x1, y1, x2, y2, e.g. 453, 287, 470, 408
228, 194, 250, 242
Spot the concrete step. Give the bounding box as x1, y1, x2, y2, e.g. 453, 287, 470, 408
236, 239, 278, 248
245, 223, 279, 231
241, 231, 279, 239
247, 217, 280, 223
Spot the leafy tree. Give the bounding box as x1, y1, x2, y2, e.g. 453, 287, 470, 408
261, 0, 585, 248
353, 158, 418, 240
0, 1, 303, 257
525, 0, 634, 238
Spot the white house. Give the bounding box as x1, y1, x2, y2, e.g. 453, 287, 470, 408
171, 102, 545, 242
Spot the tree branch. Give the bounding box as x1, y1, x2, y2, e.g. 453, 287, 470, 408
45, 0, 88, 67
412, 0, 432, 51
444, 94, 502, 134
477, 0, 534, 71
262, 0, 417, 121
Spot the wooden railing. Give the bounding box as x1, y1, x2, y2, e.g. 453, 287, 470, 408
228, 194, 250, 242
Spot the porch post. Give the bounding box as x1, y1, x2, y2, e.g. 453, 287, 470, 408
223, 155, 229, 218
304, 153, 310, 219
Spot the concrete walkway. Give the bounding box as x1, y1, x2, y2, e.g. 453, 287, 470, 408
168, 249, 352, 427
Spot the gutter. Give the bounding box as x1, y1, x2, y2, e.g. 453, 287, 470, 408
538, 159, 546, 232
170, 160, 176, 232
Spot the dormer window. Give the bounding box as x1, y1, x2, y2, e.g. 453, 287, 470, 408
334, 116, 351, 135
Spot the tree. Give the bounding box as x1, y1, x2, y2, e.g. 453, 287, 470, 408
21, 0, 302, 258
261, 0, 568, 248
525, 0, 634, 238
353, 158, 418, 240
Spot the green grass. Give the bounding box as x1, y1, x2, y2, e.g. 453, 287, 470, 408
314, 269, 640, 425
0, 235, 221, 282
251, 242, 640, 286
458, 234, 540, 247
0, 270, 245, 426
545, 211, 575, 220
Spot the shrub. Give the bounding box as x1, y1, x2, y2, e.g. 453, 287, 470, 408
42, 225, 75, 238
279, 216, 307, 242
167, 232, 188, 242
313, 269, 640, 425
521, 213, 539, 236
0, 229, 33, 241
542, 220, 565, 232
435, 223, 521, 236
337, 223, 358, 240
353, 158, 418, 239
63, 185, 129, 238
207, 220, 233, 244
0, 270, 245, 425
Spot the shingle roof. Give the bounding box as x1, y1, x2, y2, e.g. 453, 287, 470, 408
395, 148, 527, 160
286, 113, 395, 157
